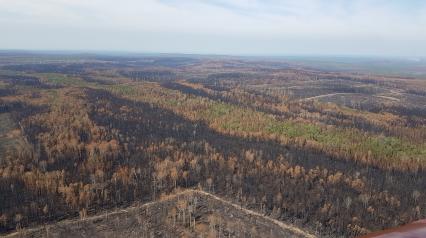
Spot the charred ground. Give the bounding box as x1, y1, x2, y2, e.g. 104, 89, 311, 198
0, 53, 426, 237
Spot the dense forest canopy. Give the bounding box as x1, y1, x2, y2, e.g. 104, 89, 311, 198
0, 54, 426, 237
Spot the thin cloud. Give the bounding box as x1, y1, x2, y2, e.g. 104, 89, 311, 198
0, 0, 425, 56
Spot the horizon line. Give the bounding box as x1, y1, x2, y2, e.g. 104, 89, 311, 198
0, 49, 424, 60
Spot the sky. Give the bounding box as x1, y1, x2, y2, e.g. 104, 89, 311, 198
0, 0, 425, 57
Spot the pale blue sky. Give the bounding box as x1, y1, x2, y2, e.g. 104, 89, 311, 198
0, 0, 425, 56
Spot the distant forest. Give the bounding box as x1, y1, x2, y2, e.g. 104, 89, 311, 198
0, 55, 426, 237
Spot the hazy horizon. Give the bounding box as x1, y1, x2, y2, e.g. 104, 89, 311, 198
1, 49, 425, 60
1, 0, 426, 57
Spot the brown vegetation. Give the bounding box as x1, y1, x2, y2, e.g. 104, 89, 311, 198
0, 55, 426, 237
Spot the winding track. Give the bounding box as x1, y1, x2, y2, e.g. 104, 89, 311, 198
4, 189, 316, 238
300, 93, 358, 101
194, 189, 317, 238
